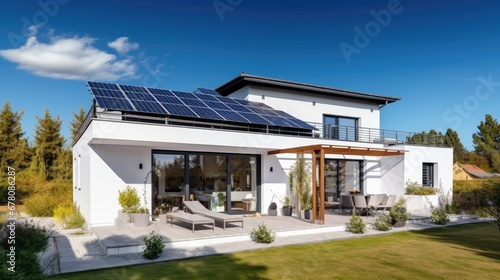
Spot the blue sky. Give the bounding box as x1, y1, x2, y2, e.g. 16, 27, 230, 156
1, 0, 499, 150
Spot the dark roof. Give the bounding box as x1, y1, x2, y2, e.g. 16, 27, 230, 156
215, 73, 401, 106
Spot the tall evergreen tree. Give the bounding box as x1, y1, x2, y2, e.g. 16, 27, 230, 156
70, 106, 86, 144
30, 109, 65, 180
406, 129, 444, 146
444, 128, 466, 163
472, 114, 500, 172
0, 101, 30, 170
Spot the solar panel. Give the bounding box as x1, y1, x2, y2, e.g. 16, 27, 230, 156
125, 92, 157, 102
130, 100, 167, 114
203, 101, 231, 110
87, 81, 315, 131
196, 87, 219, 95
237, 112, 273, 125
162, 103, 198, 117
172, 90, 197, 99
148, 88, 175, 96
94, 96, 135, 111
154, 95, 184, 105
119, 85, 148, 93
216, 110, 250, 123
190, 106, 225, 120
181, 98, 207, 107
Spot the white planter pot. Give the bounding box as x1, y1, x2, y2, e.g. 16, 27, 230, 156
133, 213, 150, 227
117, 210, 131, 223
404, 195, 439, 212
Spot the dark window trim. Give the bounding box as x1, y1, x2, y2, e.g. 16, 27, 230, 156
422, 162, 434, 187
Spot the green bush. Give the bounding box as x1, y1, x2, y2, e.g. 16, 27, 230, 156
251, 223, 276, 243
374, 215, 392, 231
445, 201, 462, 214
25, 180, 72, 217
0, 220, 49, 279
143, 231, 165, 260
346, 211, 366, 234
54, 203, 86, 229
389, 197, 410, 225
431, 209, 450, 225
118, 186, 140, 211
405, 181, 436, 195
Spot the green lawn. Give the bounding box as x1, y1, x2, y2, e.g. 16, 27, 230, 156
53, 222, 500, 280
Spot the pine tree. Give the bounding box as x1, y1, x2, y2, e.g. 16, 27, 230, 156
473, 114, 500, 173
0, 101, 30, 170
30, 109, 65, 180
444, 128, 466, 163
70, 106, 86, 144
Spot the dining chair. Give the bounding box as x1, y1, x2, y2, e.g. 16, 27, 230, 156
352, 195, 369, 216
340, 195, 354, 215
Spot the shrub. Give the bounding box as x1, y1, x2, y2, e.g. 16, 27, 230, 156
347, 211, 366, 234
389, 197, 410, 225
374, 215, 392, 231
118, 186, 140, 211
405, 180, 436, 195
0, 220, 50, 279
25, 180, 72, 217
445, 201, 462, 214
431, 209, 450, 225
251, 223, 276, 243
143, 231, 165, 260
54, 203, 73, 224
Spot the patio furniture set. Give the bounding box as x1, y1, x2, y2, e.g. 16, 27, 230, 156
326, 194, 397, 216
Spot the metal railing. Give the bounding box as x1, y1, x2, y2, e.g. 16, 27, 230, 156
308, 123, 446, 147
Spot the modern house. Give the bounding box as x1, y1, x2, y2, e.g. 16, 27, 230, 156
73, 73, 453, 227
453, 163, 498, 180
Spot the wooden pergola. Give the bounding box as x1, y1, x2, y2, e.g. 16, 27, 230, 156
268, 144, 407, 224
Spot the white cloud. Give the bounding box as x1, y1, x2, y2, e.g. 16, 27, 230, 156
108, 37, 139, 55
0, 33, 138, 81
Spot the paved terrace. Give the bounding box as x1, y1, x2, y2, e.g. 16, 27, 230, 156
45, 212, 491, 274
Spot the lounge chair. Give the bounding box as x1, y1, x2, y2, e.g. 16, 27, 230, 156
163, 212, 215, 233
183, 201, 244, 230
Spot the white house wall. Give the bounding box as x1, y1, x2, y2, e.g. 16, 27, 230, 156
380, 145, 453, 198
76, 119, 399, 226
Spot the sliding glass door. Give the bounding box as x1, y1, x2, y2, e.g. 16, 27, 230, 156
323, 159, 363, 199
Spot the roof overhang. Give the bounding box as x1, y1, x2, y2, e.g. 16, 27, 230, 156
268, 144, 407, 157
216, 73, 401, 106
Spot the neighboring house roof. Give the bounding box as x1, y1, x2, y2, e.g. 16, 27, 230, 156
215, 73, 401, 106
457, 163, 497, 178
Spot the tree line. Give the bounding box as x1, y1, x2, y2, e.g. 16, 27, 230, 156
407, 114, 500, 173
0, 101, 85, 203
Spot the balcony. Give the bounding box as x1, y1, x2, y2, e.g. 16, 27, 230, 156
310, 123, 446, 147
75, 106, 446, 147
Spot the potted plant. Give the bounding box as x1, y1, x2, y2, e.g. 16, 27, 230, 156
289, 152, 311, 219
133, 174, 152, 227
118, 186, 140, 223
389, 197, 410, 227
216, 192, 226, 212
132, 207, 150, 227
281, 196, 293, 216
302, 192, 312, 220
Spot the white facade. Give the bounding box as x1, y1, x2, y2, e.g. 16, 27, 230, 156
73, 75, 453, 227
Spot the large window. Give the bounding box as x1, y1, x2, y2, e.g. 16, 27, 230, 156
152, 151, 259, 214
323, 159, 363, 198
422, 163, 434, 187
323, 115, 358, 141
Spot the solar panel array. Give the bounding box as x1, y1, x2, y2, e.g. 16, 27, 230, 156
87, 81, 315, 130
